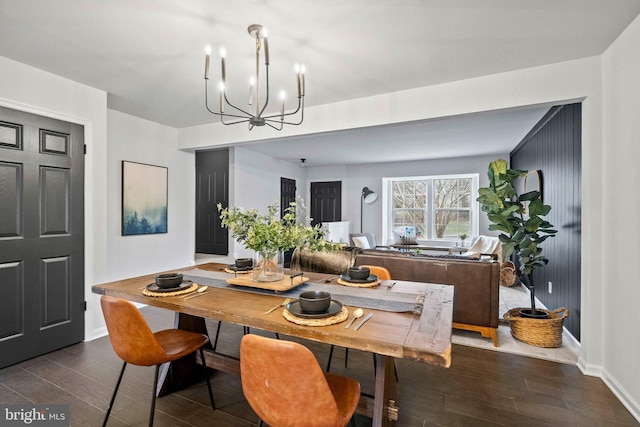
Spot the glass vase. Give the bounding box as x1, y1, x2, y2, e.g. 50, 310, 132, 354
253, 250, 284, 282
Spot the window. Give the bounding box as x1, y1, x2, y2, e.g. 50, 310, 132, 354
383, 174, 479, 244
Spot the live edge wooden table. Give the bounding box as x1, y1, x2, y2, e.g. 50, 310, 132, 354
92, 263, 453, 427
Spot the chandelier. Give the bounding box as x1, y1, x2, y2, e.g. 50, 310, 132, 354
204, 24, 305, 131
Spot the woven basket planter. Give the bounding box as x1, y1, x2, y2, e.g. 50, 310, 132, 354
503, 307, 569, 348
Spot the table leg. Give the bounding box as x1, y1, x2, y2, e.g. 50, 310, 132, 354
372, 355, 398, 427
156, 312, 212, 396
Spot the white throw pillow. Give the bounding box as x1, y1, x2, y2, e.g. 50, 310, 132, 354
352, 236, 371, 249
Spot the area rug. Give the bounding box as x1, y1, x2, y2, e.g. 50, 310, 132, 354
452, 283, 579, 365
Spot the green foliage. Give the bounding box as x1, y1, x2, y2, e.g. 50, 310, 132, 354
217, 199, 341, 260
477, 159, 557, 276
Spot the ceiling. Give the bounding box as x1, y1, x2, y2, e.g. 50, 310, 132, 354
1, 0, 639, 164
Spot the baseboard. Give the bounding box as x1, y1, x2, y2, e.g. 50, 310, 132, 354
91, 326, 108, 340
601, 367, 640, 423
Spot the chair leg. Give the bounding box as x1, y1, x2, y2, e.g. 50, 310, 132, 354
103, 361, 127, 427
199, 348, 215, 410
326, 345, 335, 372
149, 364, 160, 427
212, 321, 222, 351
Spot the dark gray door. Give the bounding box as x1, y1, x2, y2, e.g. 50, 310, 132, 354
280, 177, 297, 267
195, 148, 229, 254
310, 181, 342, 226
0, 106, 84, 368
280, 177, 296, 217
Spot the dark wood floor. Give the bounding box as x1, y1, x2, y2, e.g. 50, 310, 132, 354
1, 306, 637, 427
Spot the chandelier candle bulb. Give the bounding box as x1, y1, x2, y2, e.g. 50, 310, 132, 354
220, 47, 226, 82
295, 63, 302, 97
218, 82, 225, 113
204, 46, 211, 80
248, 77, 255, 105
300, 65, 306, 96
279, 90, 285, 120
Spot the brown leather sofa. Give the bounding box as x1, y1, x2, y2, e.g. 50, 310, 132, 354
292, 248, 501, 346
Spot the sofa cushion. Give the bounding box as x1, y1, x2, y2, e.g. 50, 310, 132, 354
354, 251, 500, 328
351, 236, 371, 249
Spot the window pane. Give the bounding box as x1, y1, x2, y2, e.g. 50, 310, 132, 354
387, 175, 475, 241
434, 210, 470, 238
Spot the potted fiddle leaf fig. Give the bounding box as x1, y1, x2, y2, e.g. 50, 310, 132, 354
477, 159, 557, 318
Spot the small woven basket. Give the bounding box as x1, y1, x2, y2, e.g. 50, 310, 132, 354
503, 307, 569, 348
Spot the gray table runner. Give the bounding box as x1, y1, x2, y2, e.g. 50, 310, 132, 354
182, 268, 425, 314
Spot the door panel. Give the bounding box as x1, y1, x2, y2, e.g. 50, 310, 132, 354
195, 149, 229, 254
310, 181, 342, 226
280, 177, 297, 267
0, 106, 84, 369
280, 177, 296, 216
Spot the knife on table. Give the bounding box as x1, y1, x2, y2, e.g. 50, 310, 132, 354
353, 312, 374, 331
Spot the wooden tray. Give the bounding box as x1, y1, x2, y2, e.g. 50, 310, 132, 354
226, 274, 309, 292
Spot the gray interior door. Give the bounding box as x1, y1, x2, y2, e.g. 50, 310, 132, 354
195, 148, 229, 255
0, 106, 85, 369
310, 181, 342, 226
281, 177, 297, 267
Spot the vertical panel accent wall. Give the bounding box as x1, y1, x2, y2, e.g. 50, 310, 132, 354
511, 103, 582, 340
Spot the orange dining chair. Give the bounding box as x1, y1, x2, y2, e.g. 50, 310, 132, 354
240, 334, 360, 427
100, 296, 215, 426
327, 265, 393, 372
359, 265, 391, 280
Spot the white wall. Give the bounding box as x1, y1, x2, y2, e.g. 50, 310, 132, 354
600, 14, 640, 420
228, 146, 307, 259
106, 110, 195, 279
306, 154, 506, 245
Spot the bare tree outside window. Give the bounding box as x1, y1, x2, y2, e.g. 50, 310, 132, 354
390, 176, 475, 241
433, 178, 471, 238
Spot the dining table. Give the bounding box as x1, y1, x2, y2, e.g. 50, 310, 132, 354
91, 262, 454, 427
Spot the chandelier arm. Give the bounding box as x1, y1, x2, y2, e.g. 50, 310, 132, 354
264, 121, 284, 131
262, 96, 302, 119
220, 117, 251, 125
223, 92, 256, 118
264, 98, 304, 125
205, 81, 250, 119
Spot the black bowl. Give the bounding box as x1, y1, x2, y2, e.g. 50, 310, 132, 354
235, 258, 253, 268
155, 273, 183, 289
298, 291, 331, 314
348, 266, 370, 280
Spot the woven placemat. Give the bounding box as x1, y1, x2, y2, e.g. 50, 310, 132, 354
283, 306, 349, 326
224, 268, 253, 275
336, 278, 381, 288
142, 282, 199, 297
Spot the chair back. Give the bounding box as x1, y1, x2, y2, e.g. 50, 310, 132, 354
100, 296, 168, 366
359, 264, 391, 280
240, 334, 343, 427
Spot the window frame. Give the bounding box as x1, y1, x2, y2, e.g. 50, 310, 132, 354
382, 173, 479, 246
